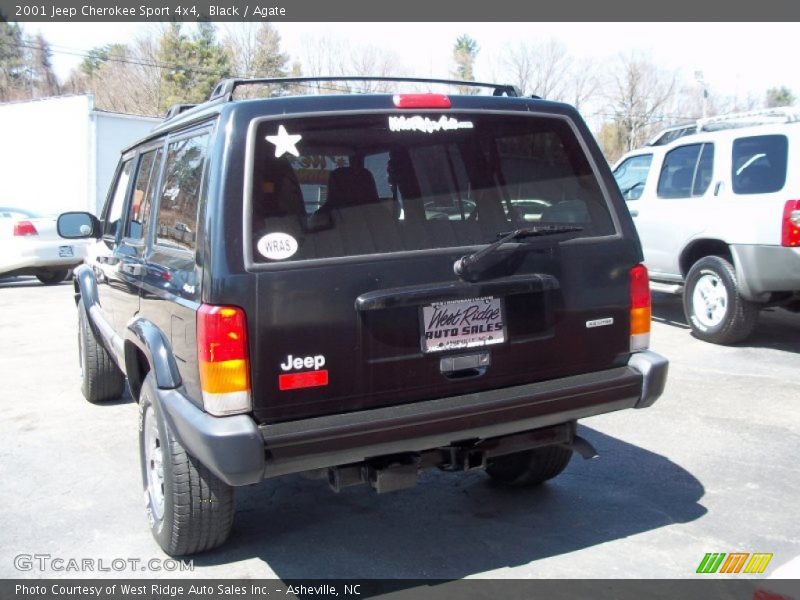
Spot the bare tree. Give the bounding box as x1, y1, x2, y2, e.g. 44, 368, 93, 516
606, 51, 678, 153
501, 39, 571, 100
297, 34, 404, 93
567, 57, 601, 112
67, 32, 164, 116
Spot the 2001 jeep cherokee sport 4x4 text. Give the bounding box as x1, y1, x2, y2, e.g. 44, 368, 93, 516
57, 76, 668, 556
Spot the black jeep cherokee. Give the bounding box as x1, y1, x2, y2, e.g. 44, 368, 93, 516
57, 76, 668, 556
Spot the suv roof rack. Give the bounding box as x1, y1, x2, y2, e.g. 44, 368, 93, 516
164, 103, 199, 121
698, 106, 800, 130
647, 106, 800, 146
208, 76, 521, 102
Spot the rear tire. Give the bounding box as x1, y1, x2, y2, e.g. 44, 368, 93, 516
485, 444, 573, 487
139, 375, 235, 556
683, 256, 759, 345
78, 303, 125, 403
36, 268, 69, 285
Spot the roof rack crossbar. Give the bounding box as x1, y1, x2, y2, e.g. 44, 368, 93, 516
208, 76, 521, 102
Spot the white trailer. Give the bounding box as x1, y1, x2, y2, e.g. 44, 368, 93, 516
0, 95, 160, 216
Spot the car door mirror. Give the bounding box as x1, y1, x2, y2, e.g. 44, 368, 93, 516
57, 212, 101, 239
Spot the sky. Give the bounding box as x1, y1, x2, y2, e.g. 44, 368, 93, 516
27, 21, 800, 107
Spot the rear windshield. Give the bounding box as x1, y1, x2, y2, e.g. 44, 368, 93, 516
249, 113, 614, 263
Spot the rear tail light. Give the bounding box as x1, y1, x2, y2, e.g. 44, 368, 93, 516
392, 93, 451, 109
782, 199, 800, 247
197, 304, 251, 416
630, 264, 651, 352
13, 220, 38, 236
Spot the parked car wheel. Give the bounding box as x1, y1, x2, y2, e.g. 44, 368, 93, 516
78, 302, 125, 403
36, 268, 69, 285
485, 444, 573, 487
139, 373, 235, 556
683, 256, 759, 345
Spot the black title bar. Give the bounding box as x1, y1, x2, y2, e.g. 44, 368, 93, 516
2, 0, 799, 22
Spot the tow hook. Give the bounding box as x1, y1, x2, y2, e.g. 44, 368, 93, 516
566, 434, 599, 460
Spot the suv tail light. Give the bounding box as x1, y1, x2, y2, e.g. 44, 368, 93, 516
393, 93, 451, 109
782, 200, 800, 247
630, 264, 651, 352
197, 304, 251, 416
13, 220, 38, 236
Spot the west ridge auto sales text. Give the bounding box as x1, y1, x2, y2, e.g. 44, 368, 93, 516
16, 583, 360, 596
26, 5, 286, 18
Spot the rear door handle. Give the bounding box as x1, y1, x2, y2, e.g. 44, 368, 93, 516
629, 209, 639, 217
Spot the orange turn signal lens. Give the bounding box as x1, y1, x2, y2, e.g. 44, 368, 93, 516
197, 304, 251, 415
630, 265, 651, 352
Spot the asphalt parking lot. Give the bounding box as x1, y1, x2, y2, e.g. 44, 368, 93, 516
1, 276, 798, 581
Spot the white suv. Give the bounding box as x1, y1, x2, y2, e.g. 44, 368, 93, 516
613, 109, 800, 344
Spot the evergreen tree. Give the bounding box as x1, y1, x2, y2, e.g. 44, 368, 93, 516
453, 35, 478, 81
158, 22, 231, 109
29, 33, 59, 96
452, 34, 479, 95
766, 86, 795, 108
224, 23, 288, 79
250, 23, 288, 77
80, 44, 126, 77
0, 21, 26, 100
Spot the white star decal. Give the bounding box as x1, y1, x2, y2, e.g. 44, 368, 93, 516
266, 125, 302, 158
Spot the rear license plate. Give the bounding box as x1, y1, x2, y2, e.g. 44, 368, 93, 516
58, 246, 74, 258
421, 296, 506, 353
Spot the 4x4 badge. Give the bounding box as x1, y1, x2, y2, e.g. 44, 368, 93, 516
266, 125, 302, 157
586, 318, 614, 329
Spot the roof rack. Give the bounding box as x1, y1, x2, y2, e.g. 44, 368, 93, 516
164, 103, 199, 121
207, 76, 521, 102
698, 106, 800, 130
647, 106, 800, 146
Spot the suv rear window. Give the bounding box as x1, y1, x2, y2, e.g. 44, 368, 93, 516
732, 134, 788, 195
249, 113, 615, 263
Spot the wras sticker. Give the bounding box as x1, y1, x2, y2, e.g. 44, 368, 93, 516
257, 232, 298, 260
388, 115, 474, 134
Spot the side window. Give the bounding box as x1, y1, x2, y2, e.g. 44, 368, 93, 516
732, 135, 788, 195
126, 147, 163, 241
613, 154, 653, 201
103, 159, 134, 240
155, 132, 210, 251
657, 144, 709, 199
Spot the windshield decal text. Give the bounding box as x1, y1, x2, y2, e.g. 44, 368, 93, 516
388, 116, 474, 134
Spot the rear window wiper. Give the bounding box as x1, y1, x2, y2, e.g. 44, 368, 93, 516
454, 225, 583, 280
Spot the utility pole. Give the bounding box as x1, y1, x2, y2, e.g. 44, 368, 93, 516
695, 70, 708, 119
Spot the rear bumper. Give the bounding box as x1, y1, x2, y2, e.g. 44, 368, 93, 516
732, 244, 800, 300
157, 350, 668, 486
0, 240, 86, 275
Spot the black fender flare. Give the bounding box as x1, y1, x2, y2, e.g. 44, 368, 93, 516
73, 264, 102, 339
73, 264, 100, 310
72, 264, 121, 360
124, 318, 182, 397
